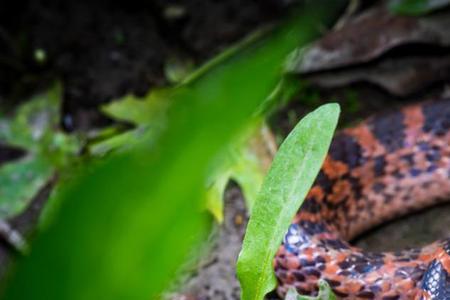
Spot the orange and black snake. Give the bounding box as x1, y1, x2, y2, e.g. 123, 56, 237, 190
274, 98, 450, 299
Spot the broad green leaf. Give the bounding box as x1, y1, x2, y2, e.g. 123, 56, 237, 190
0, 84, 80, 218
389, 0, 450, 15
285, 280, 336, 300
237, 103, 340, 300
1, 13, 316, 300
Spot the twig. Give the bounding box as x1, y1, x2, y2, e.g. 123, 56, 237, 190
0, 220, 28, 255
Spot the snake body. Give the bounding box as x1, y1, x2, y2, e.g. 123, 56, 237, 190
274, 99, 450, 299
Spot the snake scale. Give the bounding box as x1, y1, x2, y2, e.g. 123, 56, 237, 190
274, 98, 450, 299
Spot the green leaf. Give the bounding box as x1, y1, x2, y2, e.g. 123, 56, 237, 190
389, 0, 450, 15
205, 120, 276, 221
100, 89, 171, 126
1, 14, 314, 300
88, 129, 143, 156
285, 280, 336, 300
0, 157, 52, 217
237, 103, 340, 300
1, 87, 59, 150
205, 169, 229, 222
229, 122, 276, 212
88, 88, 172, 156
0, 84, 80, 218
258, 75, 303, 115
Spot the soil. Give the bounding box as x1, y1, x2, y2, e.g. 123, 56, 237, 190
1, 1, 450, 300
0, 0, 289, 130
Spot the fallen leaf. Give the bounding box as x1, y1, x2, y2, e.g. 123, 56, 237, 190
288, 6, 450, 73
303, 55, 450, 96
389, 0, 450, 16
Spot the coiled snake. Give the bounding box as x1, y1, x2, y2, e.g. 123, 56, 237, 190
274, 99, 450, 299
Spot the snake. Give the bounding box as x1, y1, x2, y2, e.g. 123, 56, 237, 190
274, 98, 450, 299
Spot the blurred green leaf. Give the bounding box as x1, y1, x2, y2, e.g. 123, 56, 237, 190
205, 119, 276, 221
1, 12, 317, 300
100, 83, 276, 222
98, 0, 344, 222
1, 86, 60, 150
258, 75, 303, 115
0, 85, 80, 218
99, 89, 271, 223
100, 97, 276, 223
0, 157, 52, 217
88, 129, 142, 156
389, 0, 450, 15
89, 89, 172, 156
285, 280, 336, 300
164, 56, 195, 84
237, 104, 340, 300
101, 90, 171, 126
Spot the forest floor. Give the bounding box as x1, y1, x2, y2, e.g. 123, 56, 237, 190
1, 1, 450, 299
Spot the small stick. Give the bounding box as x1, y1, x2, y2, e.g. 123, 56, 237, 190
0, 220, 29, 255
